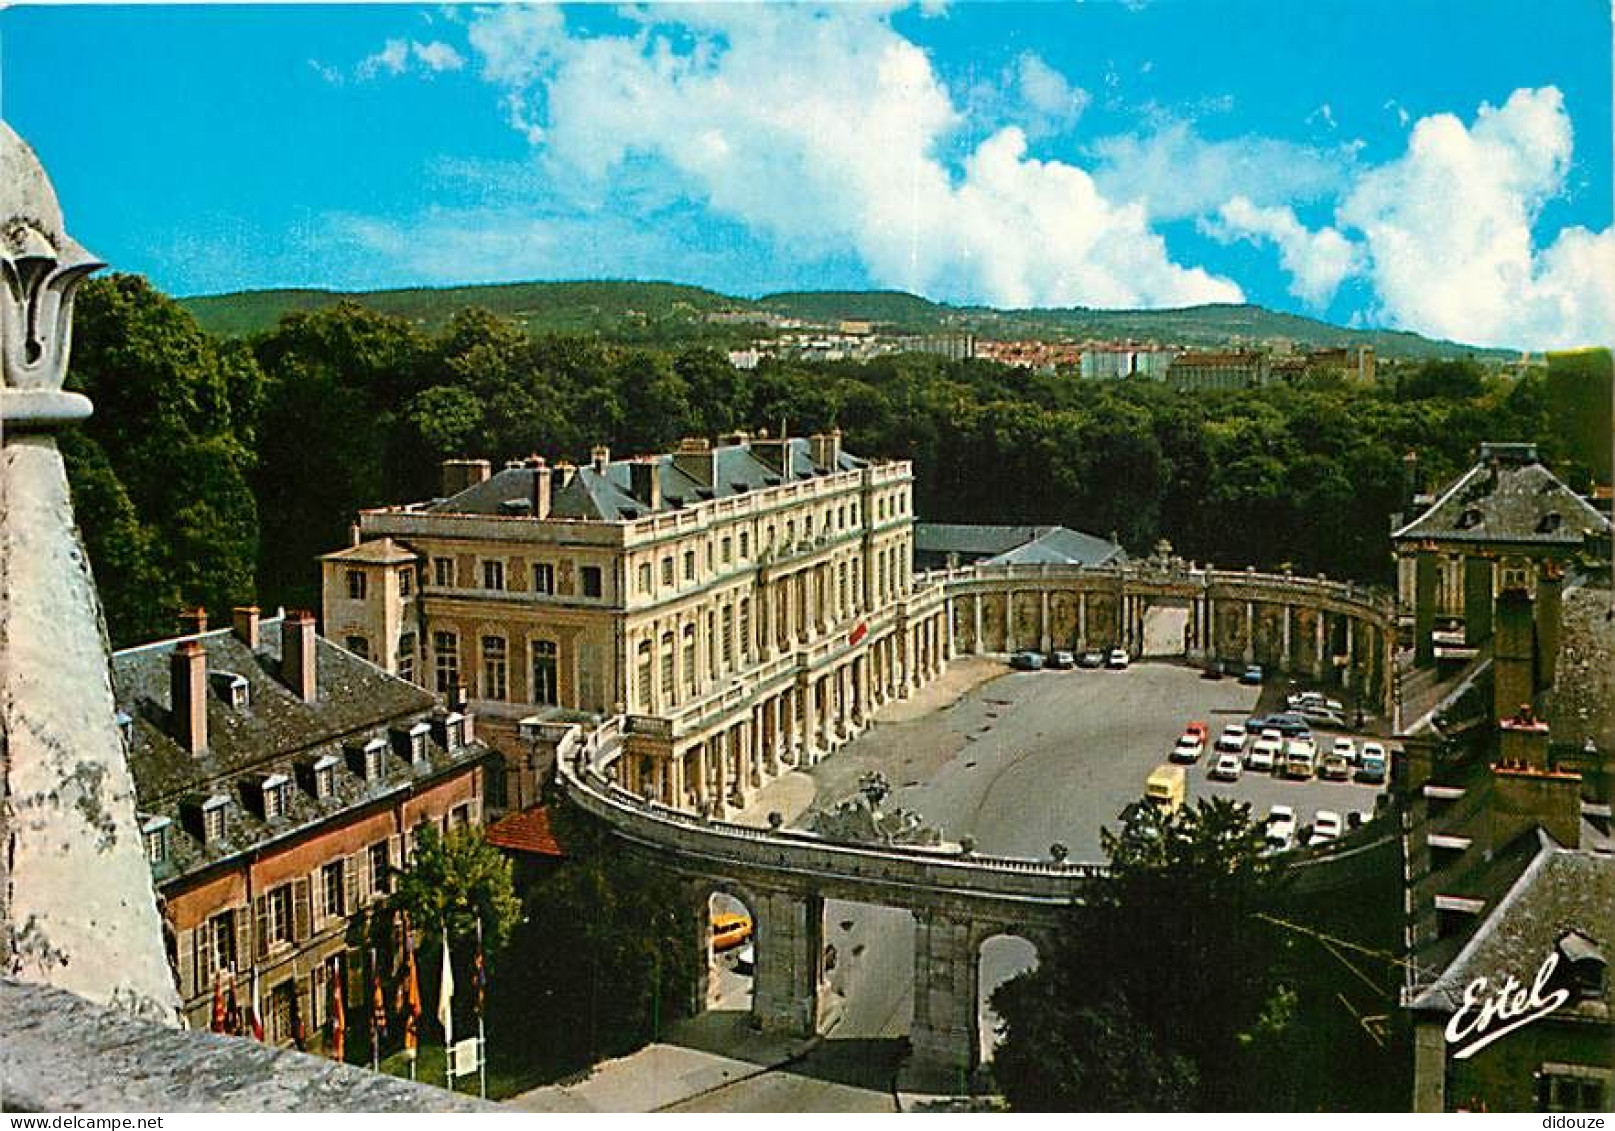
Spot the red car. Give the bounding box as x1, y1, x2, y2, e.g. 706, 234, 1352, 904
1184, 721, 1209, 743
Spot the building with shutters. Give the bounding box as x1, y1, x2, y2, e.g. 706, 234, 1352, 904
114, 606, 495, 1039
322, 429, 951, 816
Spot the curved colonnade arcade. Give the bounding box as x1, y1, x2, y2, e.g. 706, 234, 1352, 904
541, 562, 1397, 1077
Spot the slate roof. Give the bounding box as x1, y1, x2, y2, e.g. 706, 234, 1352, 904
913, 523, 1127, 567
1393, 443, 1610, 547
318, 537, 418, 565
1410, 836, 1615, 1016
114, 616, 491, 887
1542, 581, 1615, 754
426, 437, 869, 521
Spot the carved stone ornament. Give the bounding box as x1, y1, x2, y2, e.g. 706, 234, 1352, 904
0, 123, 104, 428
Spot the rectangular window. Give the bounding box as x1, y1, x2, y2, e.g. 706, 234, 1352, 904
581, 565, 603, 598
203, 802, 226, 843
398, 568, 413, 597
739, 599, 751, 662
344, 635, 370, 661
720, 537, 732, 564
721, 605, 734, 669
660, 632, 675, 699
661, 557, 674, 587
262, 781, 287, 820
482, 560, 505, 590
532, 563, 555, 595
482, 636, 508, 701
638, 563, 652, 594
531, 640, 558, 706
635, 641, 652, 711
739, 532, 749, 558
346, 570, 366, 600
433, 632, 459, 695
397, 633, 415, 683
838, 561, 848, 613
266, 884, 294, 948
321, 860, 345, 920
682, 625, 697, 694
434, 557, 453, 587
269, 981, 295, 1044
368, 841, 391, 897
199, 909, 236, 988
314, 764, 335, 800
144, 826, 167, 864
683, 550, 696, 581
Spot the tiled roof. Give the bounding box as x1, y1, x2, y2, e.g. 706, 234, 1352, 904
485, 805, 566, 857
318, 537, 418, 565
426, 437, 869, 521
1393, 444, 1610, 547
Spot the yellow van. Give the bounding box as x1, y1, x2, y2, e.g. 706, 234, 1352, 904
1145, 764, 1187, 813
710, 911, 753, 953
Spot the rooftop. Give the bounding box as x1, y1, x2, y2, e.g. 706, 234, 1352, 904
913, 523, 1126, 568
1393, 442, 1610, 547
318, 536, 418, 565
485, 804, 567, 858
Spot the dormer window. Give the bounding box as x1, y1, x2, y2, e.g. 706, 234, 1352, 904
398, 721, 429, 766
201, 794, 230, 844
1558, 931, 1607, 1001
141, 815, 171, 864
312, 754, 339, 800
211, 671, 250, 710
261, 773, 290, 820
445, 712, 465, 753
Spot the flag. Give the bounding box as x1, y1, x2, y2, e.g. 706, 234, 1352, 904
248, 967, 265, 1041
330, 969, 346, 1063
848, 620, 869, 647
210, 971, 226, 1033
370, 949, 388, 1045
437, 933, 455, 1045
224, 969, 243, 1036
401, 915, 421, 1059
472, 925, 487, 1020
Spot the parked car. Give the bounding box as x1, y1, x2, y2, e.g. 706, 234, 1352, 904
1201, 662, 1226, 680
1248, 732, 1282, 772
1216, 723, 1248, 754
1210, 753, 1242, 781
711, 911, 754, 952
1240, 664, 1264, 685
1078, 649, 1106, 669
1331, 737, 1358, 765
1359, 742, 1388, 783
1184, 721, 1210, 743
1319, 752, 1352, 781
1047, 650, 1076, 670
1107, 648, 1131, 670
1287, 691, 1345, 713
1312, 810, 1344, 842
1298, 704, 1349, 729
1267, 713, 1313, 738
1265, 805, 1297, 851
1284, 738, 1317, 780
1171, 733, 1205, 763
1010, 651, 1045, 671
1145, 764, 1187, 813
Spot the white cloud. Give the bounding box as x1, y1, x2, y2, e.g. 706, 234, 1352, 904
1013, 52, 1090, 138
358, 38, 410, 79
357, 37, 464, 80
411, 41, 465, 73
1090, 121, 1353, 221
1338, 86, 1614, 349
1205, 197, 1360, 307
456, 4, 1239, 309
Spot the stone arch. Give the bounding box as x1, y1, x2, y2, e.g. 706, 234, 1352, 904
973, 926, 1045, 1068
689, 877, 763, 1016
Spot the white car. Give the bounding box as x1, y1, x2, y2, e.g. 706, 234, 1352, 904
1266, 805, 1297, 850
1216, 724, 1248, 754
1332, 737, 1358, 765
1171, 734, 1205, 763
1312, 810, 1344, 842
1107, 648, 1130, 670
1285, 738, 1317, 780
1210, 753, 1242, 781
1287, 691, 1345, 713
1361, 740, 1387, 763
1249, 733, 1282, 772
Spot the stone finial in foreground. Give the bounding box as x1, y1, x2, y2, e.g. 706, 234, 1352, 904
0, 122, 180, 1023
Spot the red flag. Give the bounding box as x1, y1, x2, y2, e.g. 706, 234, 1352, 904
210, 971, 226, 1034
401, 914, 421, 1058
370, 951, 388, 1045
330, 971, 346, 1063
248, 967, 265, 1041
224, 970, 243, 1036
848, 620, 869, 647
473, 940, 487, 1019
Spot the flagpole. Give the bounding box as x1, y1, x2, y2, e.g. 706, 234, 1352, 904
440, 931, 455, 1094
369, 946, 379, 1073
476, 917, 487, 1102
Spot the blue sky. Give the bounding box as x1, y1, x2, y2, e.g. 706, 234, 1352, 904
3, 1, 1612, 349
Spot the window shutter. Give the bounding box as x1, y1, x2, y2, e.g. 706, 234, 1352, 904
309, 870, 326, 933
293, 877, 312, 942
388, 834, 403, 877
177, 928, 197, 1001
357, 846, 373, 903
255, 896, 270, 961
234, 911, 251, 978
343, 855, 359, 918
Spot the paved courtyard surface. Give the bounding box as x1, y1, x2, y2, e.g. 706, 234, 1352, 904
519, 660, 1389, 1112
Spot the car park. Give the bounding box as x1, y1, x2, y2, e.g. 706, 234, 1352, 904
1171, 733, 1205, 763
1047, 650, 1076, 670
1240, 664, 1264, 685
1210, 753, 1242, 781
1010, 651, 1045, 671
1284, 738, 1317, 779
1312, 810, 1343, 842
1265, 805, 1296, 851
1107, 648, 1131, 669
1216, 723, 1248, 754
1077, 650, 1106, 668
1319, 752, 1351, 781
1331, 737, 1357, 765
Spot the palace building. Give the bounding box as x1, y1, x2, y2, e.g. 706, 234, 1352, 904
322, 430, 952, 816
117, 607, 495, 1039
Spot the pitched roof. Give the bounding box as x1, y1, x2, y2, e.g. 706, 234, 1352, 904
485, 805, 567, 858
319, 536, 418, 565
913, 523, 1126, 567
1542, 581, 1615, 753
1393, 443, 1610, 547
425, 437, 869, 522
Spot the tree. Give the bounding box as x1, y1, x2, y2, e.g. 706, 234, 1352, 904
391, 826, 520, 950
991, 798, 1293, 1111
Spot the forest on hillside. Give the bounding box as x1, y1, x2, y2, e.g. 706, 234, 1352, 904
66, 274, 1611, 648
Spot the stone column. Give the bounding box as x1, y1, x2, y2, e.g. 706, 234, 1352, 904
768, 694, 784, 776
1314, 608, 1326, 677
714, 730, 731, 812
820, 675, 835, 754
910, 911, 978, 1079
759, 581, 774, 661
752, 890, 827, 1037
1002, 592, 1017, 653
0, 125, 179, 1024
944, 598, 956, 660
1281, 605, 1293, 671
694, 741, 711, 809
972, 593, 984, 655
1039, 591, 1051, 652
671, 748, 688, 810
1243, 601, 1255, 663
835, 665, 851, 738
856, 655, 870, 724
1078, 591, 1087, 649
1344, 618, 1356, 694
1413, 549, 1438, 667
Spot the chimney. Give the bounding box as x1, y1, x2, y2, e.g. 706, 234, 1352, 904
282, 609, 318, 703
178, 606, 208, 637
718, 429, 750, 449
553, 461, 577, 490
348, 522, 361, 548
672, 436, 715, 488
524, 455, 552, 519
809, 428, 842, 470
231, 605, 261, 650
440, 458, 492, 497
591, 445, 611, 472
170, 639, 208, 756
629, 458, 663, 511
752, 427, 790, 475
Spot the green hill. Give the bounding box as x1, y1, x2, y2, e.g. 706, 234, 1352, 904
179, 280, 1515, 358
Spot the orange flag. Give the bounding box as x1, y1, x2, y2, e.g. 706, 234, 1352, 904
330, 971, 347, 1063
402, 915, 422, 1058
